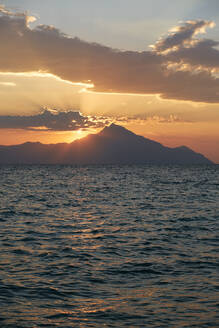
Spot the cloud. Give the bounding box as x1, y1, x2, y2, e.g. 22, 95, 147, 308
166, 38, 219, 73
0, 9, 219, 103
153, 20, 214, 53
146, 114, 193, 124
153, 20, 219, 73
0, 109, 109, 131
0, 4, 36, 25
114, 114, 193, 125
0, 81, 16, 86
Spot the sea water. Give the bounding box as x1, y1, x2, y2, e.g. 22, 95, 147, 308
0, 165, 218, 327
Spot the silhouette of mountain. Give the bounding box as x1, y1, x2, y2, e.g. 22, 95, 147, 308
0, 124, 213, 164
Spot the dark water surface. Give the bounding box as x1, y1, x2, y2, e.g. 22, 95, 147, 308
0, 165, 218, 327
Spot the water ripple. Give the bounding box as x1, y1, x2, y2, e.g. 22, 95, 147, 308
0, 164, 218, 327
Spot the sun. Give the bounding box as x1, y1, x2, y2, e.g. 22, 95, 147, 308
77, 129, 82, 135
73, 128, 91, 141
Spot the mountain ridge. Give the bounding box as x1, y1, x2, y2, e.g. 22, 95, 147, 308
0, 124, 214, 164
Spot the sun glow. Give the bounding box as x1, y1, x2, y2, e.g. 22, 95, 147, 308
73, 128, 92, 141
0, 71, 94, 89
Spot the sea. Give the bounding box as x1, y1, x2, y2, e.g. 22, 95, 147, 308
0, 165, 218, 328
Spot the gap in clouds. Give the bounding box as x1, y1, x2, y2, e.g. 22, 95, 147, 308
0, 71, 93, 115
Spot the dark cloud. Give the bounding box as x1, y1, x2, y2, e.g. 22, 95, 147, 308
154, 20, 212, 53
154, 20, 219, 72
0, 9, 219, 103
0, 109, 109, 131
166, 38, 219, 71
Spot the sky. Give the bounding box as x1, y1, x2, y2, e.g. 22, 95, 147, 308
0, 0, 219, 162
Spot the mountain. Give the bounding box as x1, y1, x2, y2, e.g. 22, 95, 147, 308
0, 124, 213, 164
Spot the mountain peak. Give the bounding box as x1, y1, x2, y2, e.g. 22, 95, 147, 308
99, 123, 135, 138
